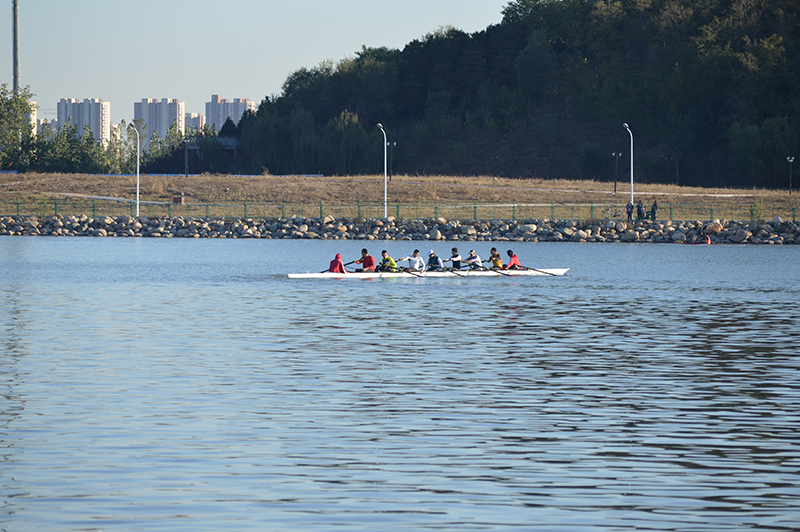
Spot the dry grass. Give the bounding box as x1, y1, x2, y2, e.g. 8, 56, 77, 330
1, 172, 795, 209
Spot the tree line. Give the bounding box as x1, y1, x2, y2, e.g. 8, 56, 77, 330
2, 0, 799, 189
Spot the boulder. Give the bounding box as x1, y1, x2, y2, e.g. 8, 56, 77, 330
572, 230, 589, 241
729, 229, 751, 243
671, 231, 686, 242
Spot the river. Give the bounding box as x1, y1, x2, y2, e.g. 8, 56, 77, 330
1, 237, 799, 531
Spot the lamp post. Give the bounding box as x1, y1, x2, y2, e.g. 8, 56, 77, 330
389, 141, 396, 182
130, 121, 140, 216
788, 156, 795, 196
377, 123, 387, 217
623, 123, 633, 203
612, 152, 621, 194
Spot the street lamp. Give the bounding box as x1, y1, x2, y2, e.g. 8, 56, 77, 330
788, 156, 795, 196
130, 121, 140, 216
623, 123, 633, 203
388, 141, 396, 182
377, 123, 387, 217
612, 152, 621, 194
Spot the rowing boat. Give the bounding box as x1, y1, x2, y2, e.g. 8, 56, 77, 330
288, 268, 569, 279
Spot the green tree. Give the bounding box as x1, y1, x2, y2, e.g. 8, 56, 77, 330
218, 117, 237, 137
515, 29, 554, 100
0, 84, 35, 170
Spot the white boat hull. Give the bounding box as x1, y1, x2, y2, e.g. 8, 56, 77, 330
288, 268, 569, 279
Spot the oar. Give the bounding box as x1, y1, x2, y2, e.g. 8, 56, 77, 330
320, 260, 354, 273
481, 265, 510, 276
522, 266, 556, 276
448, 268, 467, 277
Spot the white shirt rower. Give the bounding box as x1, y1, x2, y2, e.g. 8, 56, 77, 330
397, 249, 426, 272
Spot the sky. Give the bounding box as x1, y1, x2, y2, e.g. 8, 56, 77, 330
1, 0, 510, 124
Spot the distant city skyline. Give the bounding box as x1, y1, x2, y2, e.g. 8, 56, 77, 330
0, 0, 509, 124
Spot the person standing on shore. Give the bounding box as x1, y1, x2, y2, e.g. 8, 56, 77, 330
636, 200, 646, 221
650, 200, 658, 222
626, 202, 634, 222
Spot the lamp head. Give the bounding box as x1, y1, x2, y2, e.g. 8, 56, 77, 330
789, 156, 795, 163
377, 123, 383, 129
623, 123, 629, 130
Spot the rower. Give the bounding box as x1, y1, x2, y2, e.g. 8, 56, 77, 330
442, 247, 462, 271
376, 250, 398, 272
487, 247, 503, 269
464, 250, 483, 270
426, 249, 444, 271
328, 253, 347, 274
353, 248, 375, 272
504, 249, 521, 270
398, 249, 425, 272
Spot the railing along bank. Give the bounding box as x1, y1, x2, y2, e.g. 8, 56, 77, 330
1, 199, 796, 223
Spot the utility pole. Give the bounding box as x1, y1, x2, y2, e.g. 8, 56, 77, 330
13, 0, 20, 93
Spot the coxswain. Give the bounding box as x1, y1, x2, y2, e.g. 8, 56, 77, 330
504, 250, 521, 270
398, 249, 426, 272
464, 250, 483, 270
353, 248, 375, 272
376, 250, 398, 272
427, 250, 444, 271
487, 247, 503, 269
329, 253, 347, 273
442, 247, 462, 271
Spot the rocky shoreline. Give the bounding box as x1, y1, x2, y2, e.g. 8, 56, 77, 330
1, 214, 797, 244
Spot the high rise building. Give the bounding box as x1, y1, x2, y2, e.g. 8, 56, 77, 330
185, 112, 205, 132
28, 101, 37, 134
56, 98, 112, 145
205, 94, 254, 132
134, 98, 185, 142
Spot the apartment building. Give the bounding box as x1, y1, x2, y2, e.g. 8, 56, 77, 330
57, 98, 112, 145
134, 98, 185, 142
185, 112, 205, 132
205, 94, 254, 132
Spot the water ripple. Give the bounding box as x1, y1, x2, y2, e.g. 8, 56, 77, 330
1, 239, 799, 531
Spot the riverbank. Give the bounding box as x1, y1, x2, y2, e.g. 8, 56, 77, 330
1, 214, 797, 244
2, 172, 796, 209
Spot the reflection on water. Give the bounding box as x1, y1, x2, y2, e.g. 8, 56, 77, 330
1, 238, 799, 531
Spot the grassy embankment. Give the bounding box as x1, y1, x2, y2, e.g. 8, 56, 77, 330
1, 173, 795, 221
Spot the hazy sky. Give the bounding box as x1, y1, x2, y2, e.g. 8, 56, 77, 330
1, 0, 510, 124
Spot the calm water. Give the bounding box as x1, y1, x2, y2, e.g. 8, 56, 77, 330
1, 237, 799, 531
